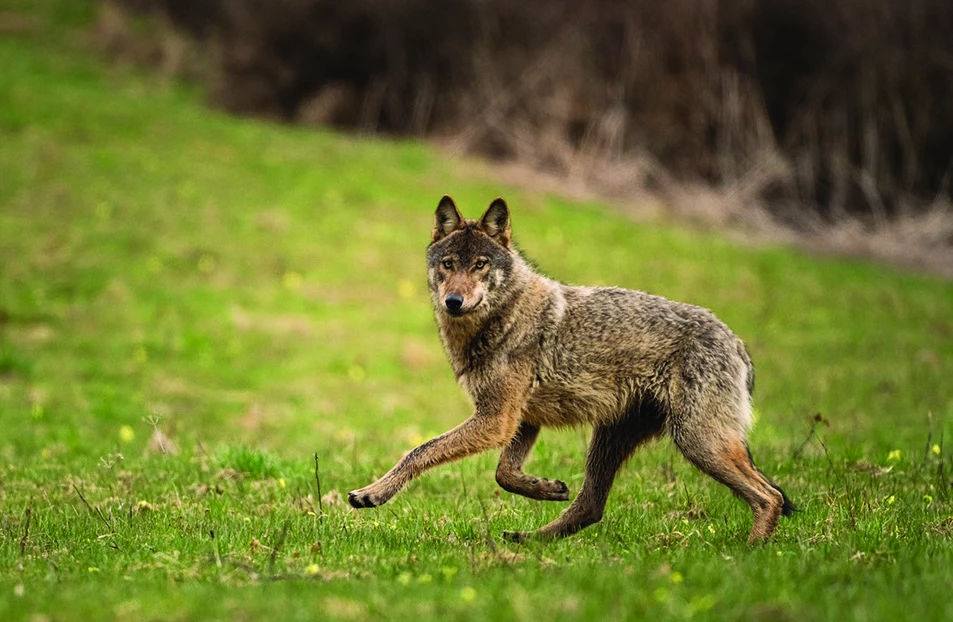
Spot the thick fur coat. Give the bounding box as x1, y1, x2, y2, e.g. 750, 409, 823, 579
349, 196, 793, 543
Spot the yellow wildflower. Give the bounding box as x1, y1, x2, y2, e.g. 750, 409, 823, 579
119, 426, 135, 443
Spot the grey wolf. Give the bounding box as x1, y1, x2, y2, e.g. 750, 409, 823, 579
349, 196, 794, 543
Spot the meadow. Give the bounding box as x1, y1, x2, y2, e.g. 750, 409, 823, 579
1, 2, 953, 620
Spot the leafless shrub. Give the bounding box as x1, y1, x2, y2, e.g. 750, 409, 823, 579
96, 0, 953, 274
92, 1, 213, 83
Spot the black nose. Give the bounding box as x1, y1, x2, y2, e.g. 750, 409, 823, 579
445, 294, 464, 312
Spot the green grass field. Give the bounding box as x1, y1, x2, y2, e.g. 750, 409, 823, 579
2, 2, 953, 620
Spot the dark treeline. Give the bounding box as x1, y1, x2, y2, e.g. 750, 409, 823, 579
113, 0, 953, 224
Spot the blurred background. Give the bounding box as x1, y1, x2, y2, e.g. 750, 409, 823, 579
2, 0, 951, 458
97, 0, 953, 274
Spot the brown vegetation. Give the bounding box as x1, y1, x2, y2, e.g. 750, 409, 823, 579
97, 0, 953, 275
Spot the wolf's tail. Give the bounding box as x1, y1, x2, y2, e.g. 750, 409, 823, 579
770, 481, 798, 517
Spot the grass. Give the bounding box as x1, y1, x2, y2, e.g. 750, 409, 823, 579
2, 2, 953, 620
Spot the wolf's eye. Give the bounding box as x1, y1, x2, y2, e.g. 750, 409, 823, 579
474, 260, 487, 270
442, 260, 453, 270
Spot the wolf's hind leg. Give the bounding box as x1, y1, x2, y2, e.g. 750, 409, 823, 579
672, 424, 787, 544
496, 423, 570, 502
504, 400, 665, 542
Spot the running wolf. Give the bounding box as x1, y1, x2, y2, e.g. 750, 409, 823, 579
348, 196, 794, 543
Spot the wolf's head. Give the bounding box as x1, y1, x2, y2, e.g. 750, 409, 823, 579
426, 196, 516, 319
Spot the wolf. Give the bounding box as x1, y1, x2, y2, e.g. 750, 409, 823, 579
348, 196, 794, 543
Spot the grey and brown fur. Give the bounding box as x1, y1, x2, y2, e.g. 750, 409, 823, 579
349, 196, 795, 543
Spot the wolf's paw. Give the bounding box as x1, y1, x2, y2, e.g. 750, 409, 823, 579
519, 477, 570, 501
502, 530, 536, 543
347, 487, 390, 509
500, 472, 572, 501
347, 491, 376, 508
536, 478, 570, 501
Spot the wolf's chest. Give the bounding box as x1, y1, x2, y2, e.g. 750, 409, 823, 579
522, 375, 624, 427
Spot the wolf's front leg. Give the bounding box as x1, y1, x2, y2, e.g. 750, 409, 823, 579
348, 411, 520, 509
495, 422, 570, 501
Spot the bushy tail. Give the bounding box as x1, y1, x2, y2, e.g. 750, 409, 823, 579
770, 481, 798, 517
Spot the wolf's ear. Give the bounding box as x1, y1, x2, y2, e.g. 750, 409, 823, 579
478, 198, 511, 247
433, 195, 465, 242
